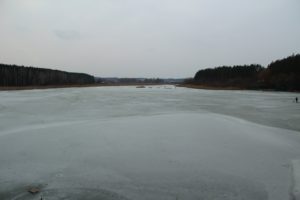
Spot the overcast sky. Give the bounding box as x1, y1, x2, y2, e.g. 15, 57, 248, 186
0, 0, 299, 78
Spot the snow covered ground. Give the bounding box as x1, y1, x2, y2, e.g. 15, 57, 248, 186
0, 86, 299, 200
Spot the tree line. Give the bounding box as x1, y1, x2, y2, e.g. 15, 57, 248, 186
192, 54, 300, 91
260, 54, 300, 90
0, 64, 95, 87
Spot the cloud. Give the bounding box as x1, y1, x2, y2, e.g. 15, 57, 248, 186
54, 30, 81, 40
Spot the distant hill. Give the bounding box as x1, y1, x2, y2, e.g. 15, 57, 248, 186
0, 64, 95, 87
192, 54, 300, 91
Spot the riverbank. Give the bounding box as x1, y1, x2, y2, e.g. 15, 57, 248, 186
0, 83, 164, 91
177, 84, 246, 90
178, 84, 300, 93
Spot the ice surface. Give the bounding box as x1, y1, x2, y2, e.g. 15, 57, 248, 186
291, 160, 300, 200
0, 86, 300, 200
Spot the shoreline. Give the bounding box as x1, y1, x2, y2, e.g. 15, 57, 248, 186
0, 83, 166, 91
177, 84, 244, 90
0, 83, 299, 93
178, 84, 300, 93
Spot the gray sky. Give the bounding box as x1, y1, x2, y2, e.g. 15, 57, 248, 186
0, 0, 299, 78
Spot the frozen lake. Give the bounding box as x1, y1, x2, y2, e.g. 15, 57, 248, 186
0, 86, 299, 200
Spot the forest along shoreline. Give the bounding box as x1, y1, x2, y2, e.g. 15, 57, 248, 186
0, 54, 299, 92
182, 54, 300, 92
0, 63, 172, 91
